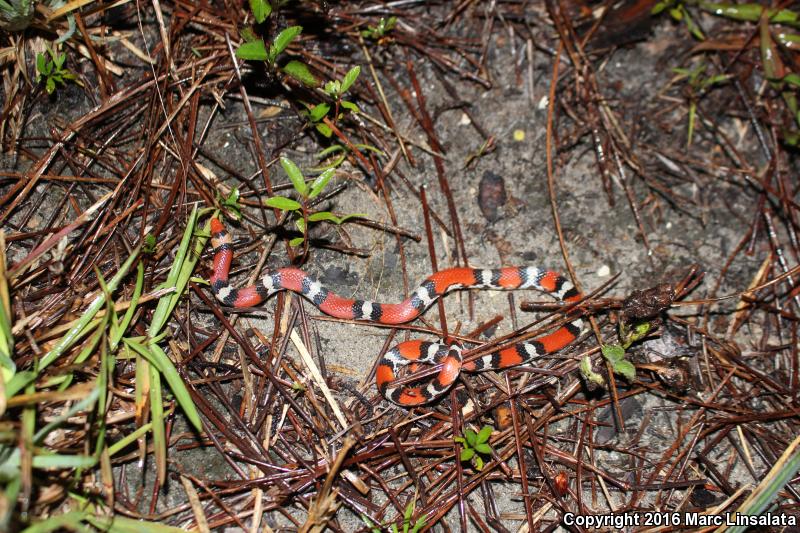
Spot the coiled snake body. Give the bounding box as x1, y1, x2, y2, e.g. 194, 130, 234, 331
210, 217, 583, 406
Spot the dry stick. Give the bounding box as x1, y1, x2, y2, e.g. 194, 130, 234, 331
74, 12, 112, 99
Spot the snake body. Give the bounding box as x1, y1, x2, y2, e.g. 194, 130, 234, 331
210, 217, 583, 406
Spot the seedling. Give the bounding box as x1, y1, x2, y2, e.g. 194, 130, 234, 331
361, 497, 427, 533
264, 156, 364, 254
362, 16, 397, 41
303, 66, 361, 137
671, 62, 730, 146
455, 425, 494, 471
36, 45, 79, 94
236, 25, 317, 86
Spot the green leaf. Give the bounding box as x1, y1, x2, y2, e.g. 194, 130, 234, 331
295, 218, 306, 234
340, 100, 360, 114
315, 122, 333, 137
283, 60, 318, 86
474, 443, 492, 455
280, 156, 308, 196
611, 359, 636, 381
289, 236, 305, 247
784, 73, 800, 87
324, 80, 340, 97
36, 52, 46, 75
264, 196, 302, 211
651, 0, 670, 15
46, 78, 55, 94
309, 168, 335, 198
271, 25, 302, 57
316, 144, 346, 158
341, 66, 361, 93
308, 102, 330, 123
474, 456, 484, 470
460, 448, 475, 462
601, 344, 625, 363
236, 40, 268, 60
477, 425, 492, 444
335, 213, 366, 224
308, 211, 336, 223
464, 429, 477, 447
249, 0, 271, 22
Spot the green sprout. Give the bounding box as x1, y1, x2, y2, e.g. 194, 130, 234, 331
582, 316, 651, 387
236, 25, 317, 86
264, 156, 364, 253
455, 425, 494, 471
362, 16, 397, 41
671, 61, 730, 146
36, 45, 79, 94
219, 187, 243, 221
361, 497, 427, 533
304, 66, 361, 137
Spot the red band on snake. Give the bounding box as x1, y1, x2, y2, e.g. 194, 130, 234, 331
210, 217, 583, 406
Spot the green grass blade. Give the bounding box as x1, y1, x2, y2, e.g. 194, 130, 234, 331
124, 340, 201, 431
33, 385, 99, 444
149, 207, 201, 336
148, 361, 166, 485
111, 261, 144, 351
32, 453, 97, 469
38, 244, 141, 372
107, 422, 152, 457
726, 435, 800, 533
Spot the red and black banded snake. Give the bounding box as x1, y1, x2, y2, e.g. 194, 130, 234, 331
210, 217, 584, 406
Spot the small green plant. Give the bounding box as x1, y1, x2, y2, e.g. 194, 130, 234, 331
264, 156, 364, 252
361, 497, 427, 533
455, 425, 493, 471
362, 16, 397, 40
36, 45, 79, 94
304, 66, 361, 137
581, 318, 650, 387
236, 24, 317, 86
652, 0, 705, 40
671, 62, 730, 146
218, 187, 243, 221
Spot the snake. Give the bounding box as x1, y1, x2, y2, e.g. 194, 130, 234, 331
210, 217, 583, 406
